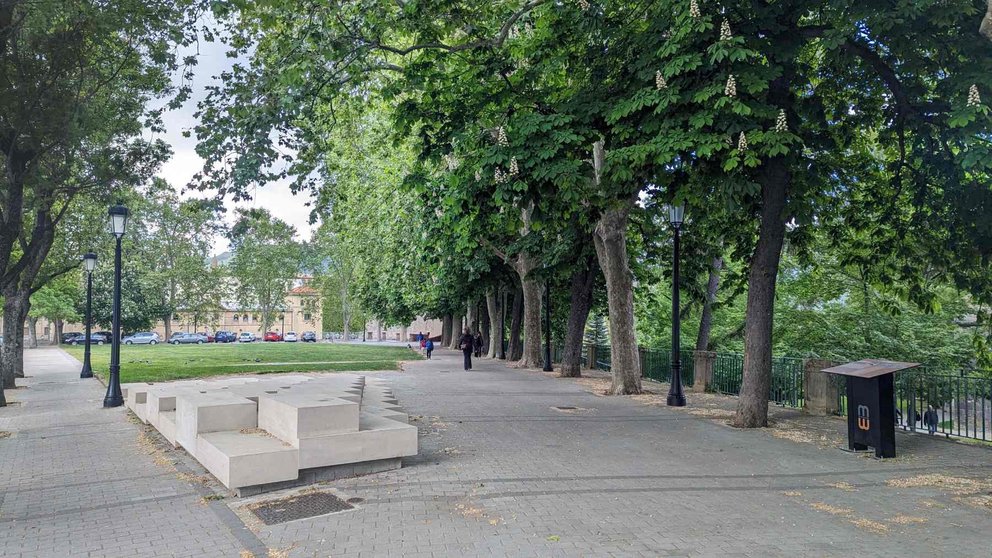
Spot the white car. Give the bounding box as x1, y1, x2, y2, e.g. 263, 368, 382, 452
238, 332, 255, 343
284, 332, 298, 342
123, 332, 160, 345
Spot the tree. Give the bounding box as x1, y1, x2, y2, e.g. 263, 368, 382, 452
141, 179, 222, 338
0, 0, 200, 404
228, 209, 301, 334
28, 275, 81, 346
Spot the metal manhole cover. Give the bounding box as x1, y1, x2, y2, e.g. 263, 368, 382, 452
248, 492, 354, 525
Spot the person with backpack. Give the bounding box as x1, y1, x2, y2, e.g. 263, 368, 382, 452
425, 338, 434, 360
459, 329, 474, 370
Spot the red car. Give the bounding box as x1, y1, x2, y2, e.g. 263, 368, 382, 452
263, 331, 282, 342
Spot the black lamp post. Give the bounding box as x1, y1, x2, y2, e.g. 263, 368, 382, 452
543, 281, 553, 372
499, 289, 507, 360
103, 205, 128, 408
80, 252, 97, 379
667, 203, 686, 407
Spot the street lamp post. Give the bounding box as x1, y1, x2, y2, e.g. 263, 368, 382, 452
543, 282, 553, 372
667, 203, 686, 407
499, 288, 507, 360
80, 252, 97, 379
103, 205, 128, 408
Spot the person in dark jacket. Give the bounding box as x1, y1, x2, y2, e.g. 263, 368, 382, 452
923, 405, 939, 434
459, 329, 474, 370
473, 332, 484, 358
425, 339, 434, 360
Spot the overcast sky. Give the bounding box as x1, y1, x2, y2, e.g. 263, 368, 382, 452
152, 37, 317, 255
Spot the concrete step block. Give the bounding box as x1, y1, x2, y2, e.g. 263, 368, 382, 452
258, 393, 359, 444
298, 413, 418, 469
196, 430, 299, 489
175, 394, 257, 454
158, 411, 178, 447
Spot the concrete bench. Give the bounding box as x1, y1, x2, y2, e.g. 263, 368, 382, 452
197, 430, 299, 488
175, 393, 257, 455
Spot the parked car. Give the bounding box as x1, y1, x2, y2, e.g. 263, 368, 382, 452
61, 332, 81, 344
301, 331, 317, 343
238, 332, 255, 343
66, 332, 108, 346
215, 331, 237, 343
170, 333, 207, 345
263, 331, 282, 342
202, 332, 215, 343
122, 332, 160, 345
95, 331, 114, 342
284, 331, 298, 342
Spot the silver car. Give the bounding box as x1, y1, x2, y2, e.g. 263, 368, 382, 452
123, 332, 160, 345
170, 333, 206, 345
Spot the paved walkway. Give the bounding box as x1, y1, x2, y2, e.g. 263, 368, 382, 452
0, 348, 260, 557
3, 347, 992, 557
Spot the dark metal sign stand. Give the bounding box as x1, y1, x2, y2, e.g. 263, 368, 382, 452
822, 359, 921, 459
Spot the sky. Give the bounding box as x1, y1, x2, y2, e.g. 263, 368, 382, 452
152, 37, 317, 255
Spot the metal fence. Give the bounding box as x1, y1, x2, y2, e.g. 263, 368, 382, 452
574, 342, 992, 442
709, 352, 804, 408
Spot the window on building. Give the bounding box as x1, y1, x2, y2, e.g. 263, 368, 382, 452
304, 313, 311, 321
233, 315, 239, 323
243, 314, 249, 322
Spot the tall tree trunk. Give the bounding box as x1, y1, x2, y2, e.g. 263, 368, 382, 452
560, 254, 597, 378
375, 320, 383, 341
1, 287, 30, 390
480, 294, 491, 355
441, 313, 452, 346
734, 159, 790, 428
982, 0, 992, 41
513, 253, 544, 368
486, 289, 500, 359
27, 315, 38, 349
400, 325, 408, 343
695, 257, 723, 351
466, 298, 477, 334
594, 202, 642, 394
54, 318, 64, 345
448, 314, 464, 349
163, 314, 173, 340
509, 286, 524, 361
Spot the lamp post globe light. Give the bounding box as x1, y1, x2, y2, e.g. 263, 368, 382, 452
80, 252, 98, 379
667, 203, 686, 407
104, 205, 128, 408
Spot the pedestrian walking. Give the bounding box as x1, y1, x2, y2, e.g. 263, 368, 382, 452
473, 332, 483, 358
425, 339, 434, 360
923, 405, 939, 434
459, 329, 474, 370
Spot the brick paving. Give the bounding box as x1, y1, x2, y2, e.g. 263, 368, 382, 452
0, 348, 260, 558
3, 346, 992, 557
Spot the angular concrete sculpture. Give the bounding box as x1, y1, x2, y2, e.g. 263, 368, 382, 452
123, 374, 418, 494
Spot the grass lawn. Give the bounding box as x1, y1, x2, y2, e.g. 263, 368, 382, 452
62, 342, 422, 383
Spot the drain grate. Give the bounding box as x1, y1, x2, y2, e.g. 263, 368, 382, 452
248, 492, 354, 525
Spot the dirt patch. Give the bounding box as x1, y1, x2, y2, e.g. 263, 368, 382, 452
886, 474, 992, 495
573, 377, 610, 396
0, 430, 12, 439
889, 515, 928, 525
551, 406, 595, 414
781, 491, 803, 497
176, 471, 213, 486
454, 502, 487, 519
955, 494, 992, 511
810, 502, 853, 516
850, 518, 889, 534
828, 481, 857, 492
687, 408, 736, 419
919, 499, 945, 509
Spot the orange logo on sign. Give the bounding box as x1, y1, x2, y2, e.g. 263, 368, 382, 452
857, 405, 870, 431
